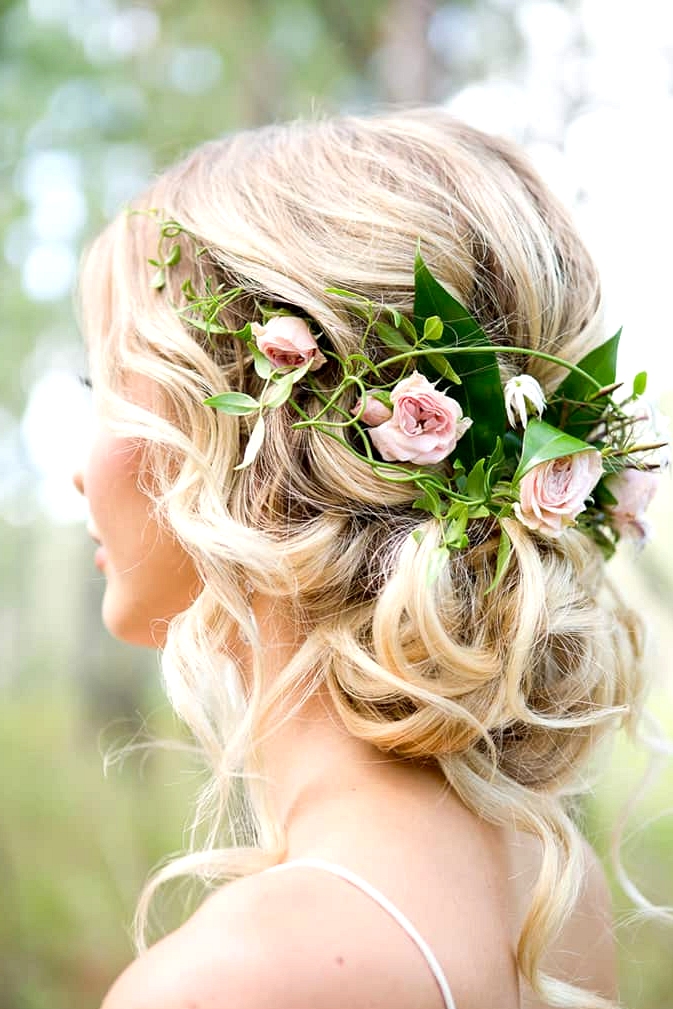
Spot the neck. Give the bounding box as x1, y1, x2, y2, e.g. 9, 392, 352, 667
246, 595, 448, 858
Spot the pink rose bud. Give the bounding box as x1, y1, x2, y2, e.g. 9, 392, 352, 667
514, 449, 603, 537
368, 370, 472, 465
604, 467, 660, 543
251, 316, 327, 371
352, 395, 393, 426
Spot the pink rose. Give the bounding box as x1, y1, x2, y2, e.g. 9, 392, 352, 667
604, 467, 660, 542
368, 371, 472, 465
351, 395, 393, 426
251, 316, 326, 371
515, 449, 603, 537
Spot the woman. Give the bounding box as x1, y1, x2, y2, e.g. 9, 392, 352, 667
73, 109, 661, 1009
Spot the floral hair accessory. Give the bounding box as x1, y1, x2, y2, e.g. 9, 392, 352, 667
143, 214, 670, 586
250, 316, 327, 371
504, 374, 546, 429
369, 371, 472, 465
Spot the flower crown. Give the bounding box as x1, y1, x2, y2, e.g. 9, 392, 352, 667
144, 213, 670, 589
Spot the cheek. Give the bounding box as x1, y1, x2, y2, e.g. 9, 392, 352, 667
86, 429, 144, 533
85, 428, 202, 648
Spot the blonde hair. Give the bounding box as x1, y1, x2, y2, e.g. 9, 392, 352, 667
79, 109, 646, 1008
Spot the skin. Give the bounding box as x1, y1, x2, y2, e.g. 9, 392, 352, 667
73, 408, 202, 647
74, 399, 617, 1009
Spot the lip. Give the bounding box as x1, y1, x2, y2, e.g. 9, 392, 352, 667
94, 545, 108, 571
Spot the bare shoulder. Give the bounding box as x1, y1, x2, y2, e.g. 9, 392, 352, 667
521, 835, 617, 1008
100, 866, 434, 1009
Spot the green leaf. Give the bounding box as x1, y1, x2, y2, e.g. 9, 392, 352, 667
203, 392, 260, 416
485, 437, 506, 484
249, 343, 273, 380
262, 372, 294, 409
632, 371, 647, 396
444, 501, 469, 548
423, 316, 444, 342
425, 352, 462, 385
178, 312, 229, 335
325, 286, 369, 301
467, 504, 490, 518
181, 277, 197, 301
413, 248, 506, 465
593, 478, 618, 508
374, 320, 413, 352
412, 483, 443, 518
150, 267, 166, 290
234, 414, 266, 471
392, 312, 418, 342
411, 529, 425, 545
165, 243, 181, 266
372, 390, 392, 409
289, 360, 313, 384
513, 418, 598, 482
426, 546, 450, 586
547, 330, 621, 436
485, 527, 512, 595
465, 458, 487, 500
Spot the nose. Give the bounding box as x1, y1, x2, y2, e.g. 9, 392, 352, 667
72, 468, 85, 496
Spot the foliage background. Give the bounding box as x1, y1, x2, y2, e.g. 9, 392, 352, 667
0, 1, 672, 1007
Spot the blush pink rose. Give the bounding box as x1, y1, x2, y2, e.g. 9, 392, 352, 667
251, 316, 326, 371
515, 449, 603, 537
604, 467, 660, 542
368, 371, 472, 465
351, 395, 393, 426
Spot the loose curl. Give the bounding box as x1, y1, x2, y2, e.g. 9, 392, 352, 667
78, 109, 646, 1008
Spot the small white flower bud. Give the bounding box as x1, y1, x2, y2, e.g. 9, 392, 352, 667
504, 374, 546, 429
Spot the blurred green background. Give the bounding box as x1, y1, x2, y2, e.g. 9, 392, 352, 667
1, 1, 672, 1006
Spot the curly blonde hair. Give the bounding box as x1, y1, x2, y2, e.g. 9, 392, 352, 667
78, 109, 646, 1008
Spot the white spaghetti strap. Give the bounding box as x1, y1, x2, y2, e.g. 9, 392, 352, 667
265, 857, 457, 1009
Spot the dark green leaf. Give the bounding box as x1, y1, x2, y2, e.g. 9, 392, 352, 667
513, 418, 598, 482
465, 458, 487, 500
485, 437, 506, 484
413, 248, 506, 465
593, 478, 618, 508
547, 330, 621, 435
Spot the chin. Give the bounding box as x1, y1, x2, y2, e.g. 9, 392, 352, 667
101, 584, 198, 649
101, 595, 162, 648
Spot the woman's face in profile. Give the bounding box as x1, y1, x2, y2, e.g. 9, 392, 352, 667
73, 381, 202, 648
